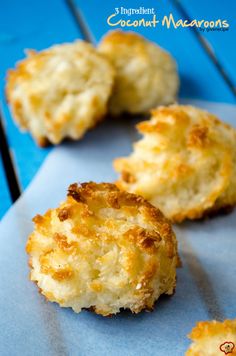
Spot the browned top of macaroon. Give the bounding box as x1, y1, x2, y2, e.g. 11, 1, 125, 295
66, 182, 172, 236
188, 319, 236, 340
99, 30, 147, 47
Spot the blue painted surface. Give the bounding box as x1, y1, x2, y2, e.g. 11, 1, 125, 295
0, 155, 11, 219
75, 0, 235, 103
0, 0, 84, 217
180, 0, 236, 89
0, 0, 235, 218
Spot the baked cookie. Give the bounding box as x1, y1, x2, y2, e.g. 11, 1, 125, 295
186, 319, 236, 355
26, 182, 178, 316
6, 41, 114, 146
98, 30, 179, 115
114, 105, 236, 223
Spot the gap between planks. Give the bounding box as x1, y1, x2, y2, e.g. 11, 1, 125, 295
172, 0, 236, 98
65, 0, 95, 43
0, 109, 21, 203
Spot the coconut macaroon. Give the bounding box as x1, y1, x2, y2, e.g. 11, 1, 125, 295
26, 182, 178, 316
186, 319, 236, 355
114, 105, 236, 223
6, 41, 114, 146
98, 30, 179, 115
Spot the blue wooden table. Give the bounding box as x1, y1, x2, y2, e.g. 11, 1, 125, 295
0, 0, 235, 219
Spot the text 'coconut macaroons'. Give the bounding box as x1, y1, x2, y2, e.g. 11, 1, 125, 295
98, 30, 179, 115
114, 105, 236, 223
26, 182, 178, 316
6, 41, 114, 146
186, 319, 236, 355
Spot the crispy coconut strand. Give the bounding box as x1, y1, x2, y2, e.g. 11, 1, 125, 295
26, 182, 178, 316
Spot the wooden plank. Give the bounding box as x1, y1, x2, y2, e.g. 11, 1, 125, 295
73, 0, 235, 103
178, 0, 236, 93
0, 156, 11, 219
0, 0, 84, 193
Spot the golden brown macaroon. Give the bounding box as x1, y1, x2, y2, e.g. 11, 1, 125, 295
26, 182, 178, 316
114, 105, 236, 223
6, 41, 114, 146
186, 319, 236, 355
98, 30, 179, 115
